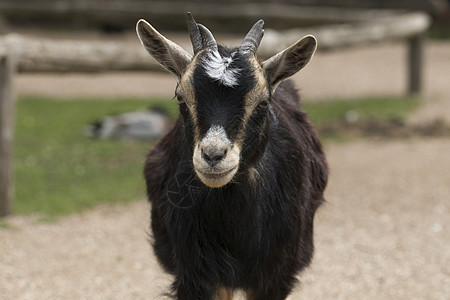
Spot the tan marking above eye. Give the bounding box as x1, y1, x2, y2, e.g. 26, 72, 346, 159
177, 61, 201, 144
246, 58, 270, 110
244, 82, 270, 110
177, 73, 196, 107
177, 81, 197, 113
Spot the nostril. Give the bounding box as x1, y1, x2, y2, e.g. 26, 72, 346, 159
202, 148, 227, 166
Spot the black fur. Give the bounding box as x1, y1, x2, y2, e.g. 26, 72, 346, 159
144, 77, 328, 299
193, 46, 255, 141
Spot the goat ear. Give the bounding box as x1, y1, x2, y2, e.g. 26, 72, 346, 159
262, 35, 317, 88
136, 19, 192, 78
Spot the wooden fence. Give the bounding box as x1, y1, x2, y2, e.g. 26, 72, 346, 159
0, 1, 440, 32
0, 53, 14, 217
0, 9, 431, 217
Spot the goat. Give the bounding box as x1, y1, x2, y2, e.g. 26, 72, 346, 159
137, 13, 328, 300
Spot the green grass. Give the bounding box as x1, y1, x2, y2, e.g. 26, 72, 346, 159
303, 95, 419, 126
303, 95, 420, 141
12, 94, 418, 218
0, 220, 14, 229
14, 95, 178, 217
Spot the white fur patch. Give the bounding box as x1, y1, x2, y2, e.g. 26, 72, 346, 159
203, 50, 240, 88
201, 125, 231, 147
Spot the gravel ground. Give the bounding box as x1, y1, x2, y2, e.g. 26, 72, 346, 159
2, 38, 450, 299
299, 139, 450, 300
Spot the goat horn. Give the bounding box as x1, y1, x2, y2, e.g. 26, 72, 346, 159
240, 19, 264, 53
198, 24, 218, 51
186, 12, 203, 55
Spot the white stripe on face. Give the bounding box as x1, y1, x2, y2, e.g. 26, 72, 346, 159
203, 50, 240, 88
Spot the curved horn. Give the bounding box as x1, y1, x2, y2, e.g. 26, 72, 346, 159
186, 12, 203, 54
240, 19, 264, 53
198, 24, 218, 51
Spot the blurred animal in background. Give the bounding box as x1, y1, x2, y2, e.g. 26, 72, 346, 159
86, 108, 172, 141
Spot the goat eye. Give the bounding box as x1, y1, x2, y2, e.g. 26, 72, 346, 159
258, 100, 269, 109
177, 95, 185, 104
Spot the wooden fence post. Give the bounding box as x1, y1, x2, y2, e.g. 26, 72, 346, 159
408, 33, 425, 95
0, 53, 15, 217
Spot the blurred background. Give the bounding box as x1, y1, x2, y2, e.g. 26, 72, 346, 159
1, 1, 449, 299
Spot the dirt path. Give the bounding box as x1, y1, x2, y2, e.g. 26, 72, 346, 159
299, 138, 450, 299
1, 138, 449, 299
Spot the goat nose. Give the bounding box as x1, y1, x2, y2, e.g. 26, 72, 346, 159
201, 147, 227, 167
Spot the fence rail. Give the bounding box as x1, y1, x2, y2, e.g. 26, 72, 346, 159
0, 9, 431, 217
